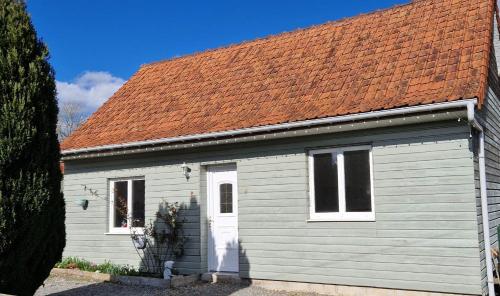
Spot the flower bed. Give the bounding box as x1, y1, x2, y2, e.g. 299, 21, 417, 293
55, 257, 140, 276
51, 268, 171, 288
53, 257, 199, 288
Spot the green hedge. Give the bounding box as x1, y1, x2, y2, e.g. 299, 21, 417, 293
0, 0, 65, 295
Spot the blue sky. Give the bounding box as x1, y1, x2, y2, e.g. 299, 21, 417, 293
27, 0, 408, 113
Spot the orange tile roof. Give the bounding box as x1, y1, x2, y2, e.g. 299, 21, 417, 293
61, 0, 495, 151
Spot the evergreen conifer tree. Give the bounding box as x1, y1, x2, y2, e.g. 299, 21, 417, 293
0, 0, 66, 294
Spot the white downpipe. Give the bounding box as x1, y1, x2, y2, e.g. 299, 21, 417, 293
480, 130, 495, 296
467, 102, 495, 296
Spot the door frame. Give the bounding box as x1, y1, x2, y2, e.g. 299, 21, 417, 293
207, 164, 239, 272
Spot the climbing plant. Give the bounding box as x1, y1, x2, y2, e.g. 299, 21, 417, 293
81, 182, 187, 277
128, 200, 187, 276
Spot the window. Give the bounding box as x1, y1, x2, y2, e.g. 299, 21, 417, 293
220, 183, 233, 213
109, 178, 145, 233
308, 146, 374, 221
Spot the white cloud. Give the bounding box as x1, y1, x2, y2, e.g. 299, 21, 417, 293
56, 71, 125, 114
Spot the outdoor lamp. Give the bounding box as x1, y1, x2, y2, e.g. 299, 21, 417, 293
76, 199, 89, 210
181, 162, 191, 179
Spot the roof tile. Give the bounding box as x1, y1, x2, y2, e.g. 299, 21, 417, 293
61, 0, 495, 151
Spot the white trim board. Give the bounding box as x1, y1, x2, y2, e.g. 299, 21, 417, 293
62, 99, 476, 157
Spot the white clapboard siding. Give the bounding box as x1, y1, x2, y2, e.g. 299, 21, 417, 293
64, 119, 480, 294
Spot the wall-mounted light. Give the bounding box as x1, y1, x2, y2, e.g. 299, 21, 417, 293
76, 199, 89, 210
181, 162, 191, 179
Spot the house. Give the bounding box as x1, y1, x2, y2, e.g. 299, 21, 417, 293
60, 0, 500, 295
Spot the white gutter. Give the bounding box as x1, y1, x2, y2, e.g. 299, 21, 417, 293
62, 99, 477, 155
467, 101, 495, 296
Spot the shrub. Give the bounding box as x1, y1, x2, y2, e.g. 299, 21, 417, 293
0, 0, 65, 294
129, 200, 187, 275
55, 257, 139, 276
56, 257, 94, 271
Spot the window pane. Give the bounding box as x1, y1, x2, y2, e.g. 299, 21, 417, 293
220, 183, 233, 213
344, 150, 372, 212
132, 180, 145, 227
114, 181, 128, 228
313, 153, 339, 212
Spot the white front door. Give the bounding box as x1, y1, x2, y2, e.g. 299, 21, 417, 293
207, 165, 239, 272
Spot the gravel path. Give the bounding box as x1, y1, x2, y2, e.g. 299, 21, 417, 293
35, 274, 325, 296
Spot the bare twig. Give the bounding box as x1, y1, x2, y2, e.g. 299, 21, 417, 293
57, 101, 86, 140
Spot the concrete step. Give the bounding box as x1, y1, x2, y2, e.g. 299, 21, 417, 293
201, 272, 241, 284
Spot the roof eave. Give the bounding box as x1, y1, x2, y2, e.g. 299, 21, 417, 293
61, 98, 477, 160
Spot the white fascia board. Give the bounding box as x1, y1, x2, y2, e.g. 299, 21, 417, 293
61, 99, 477, 157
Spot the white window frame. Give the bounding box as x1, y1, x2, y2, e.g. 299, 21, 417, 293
108, 177, 145, 234
308, 145, 375, 222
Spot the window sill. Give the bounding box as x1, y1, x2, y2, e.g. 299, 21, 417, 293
104, 232, 130, 235
105, 227, 143, 235
307, 218, 375, 222
307, 213, 375, 222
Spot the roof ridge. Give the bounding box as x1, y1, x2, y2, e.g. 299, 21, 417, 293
141, 0, 418, 69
